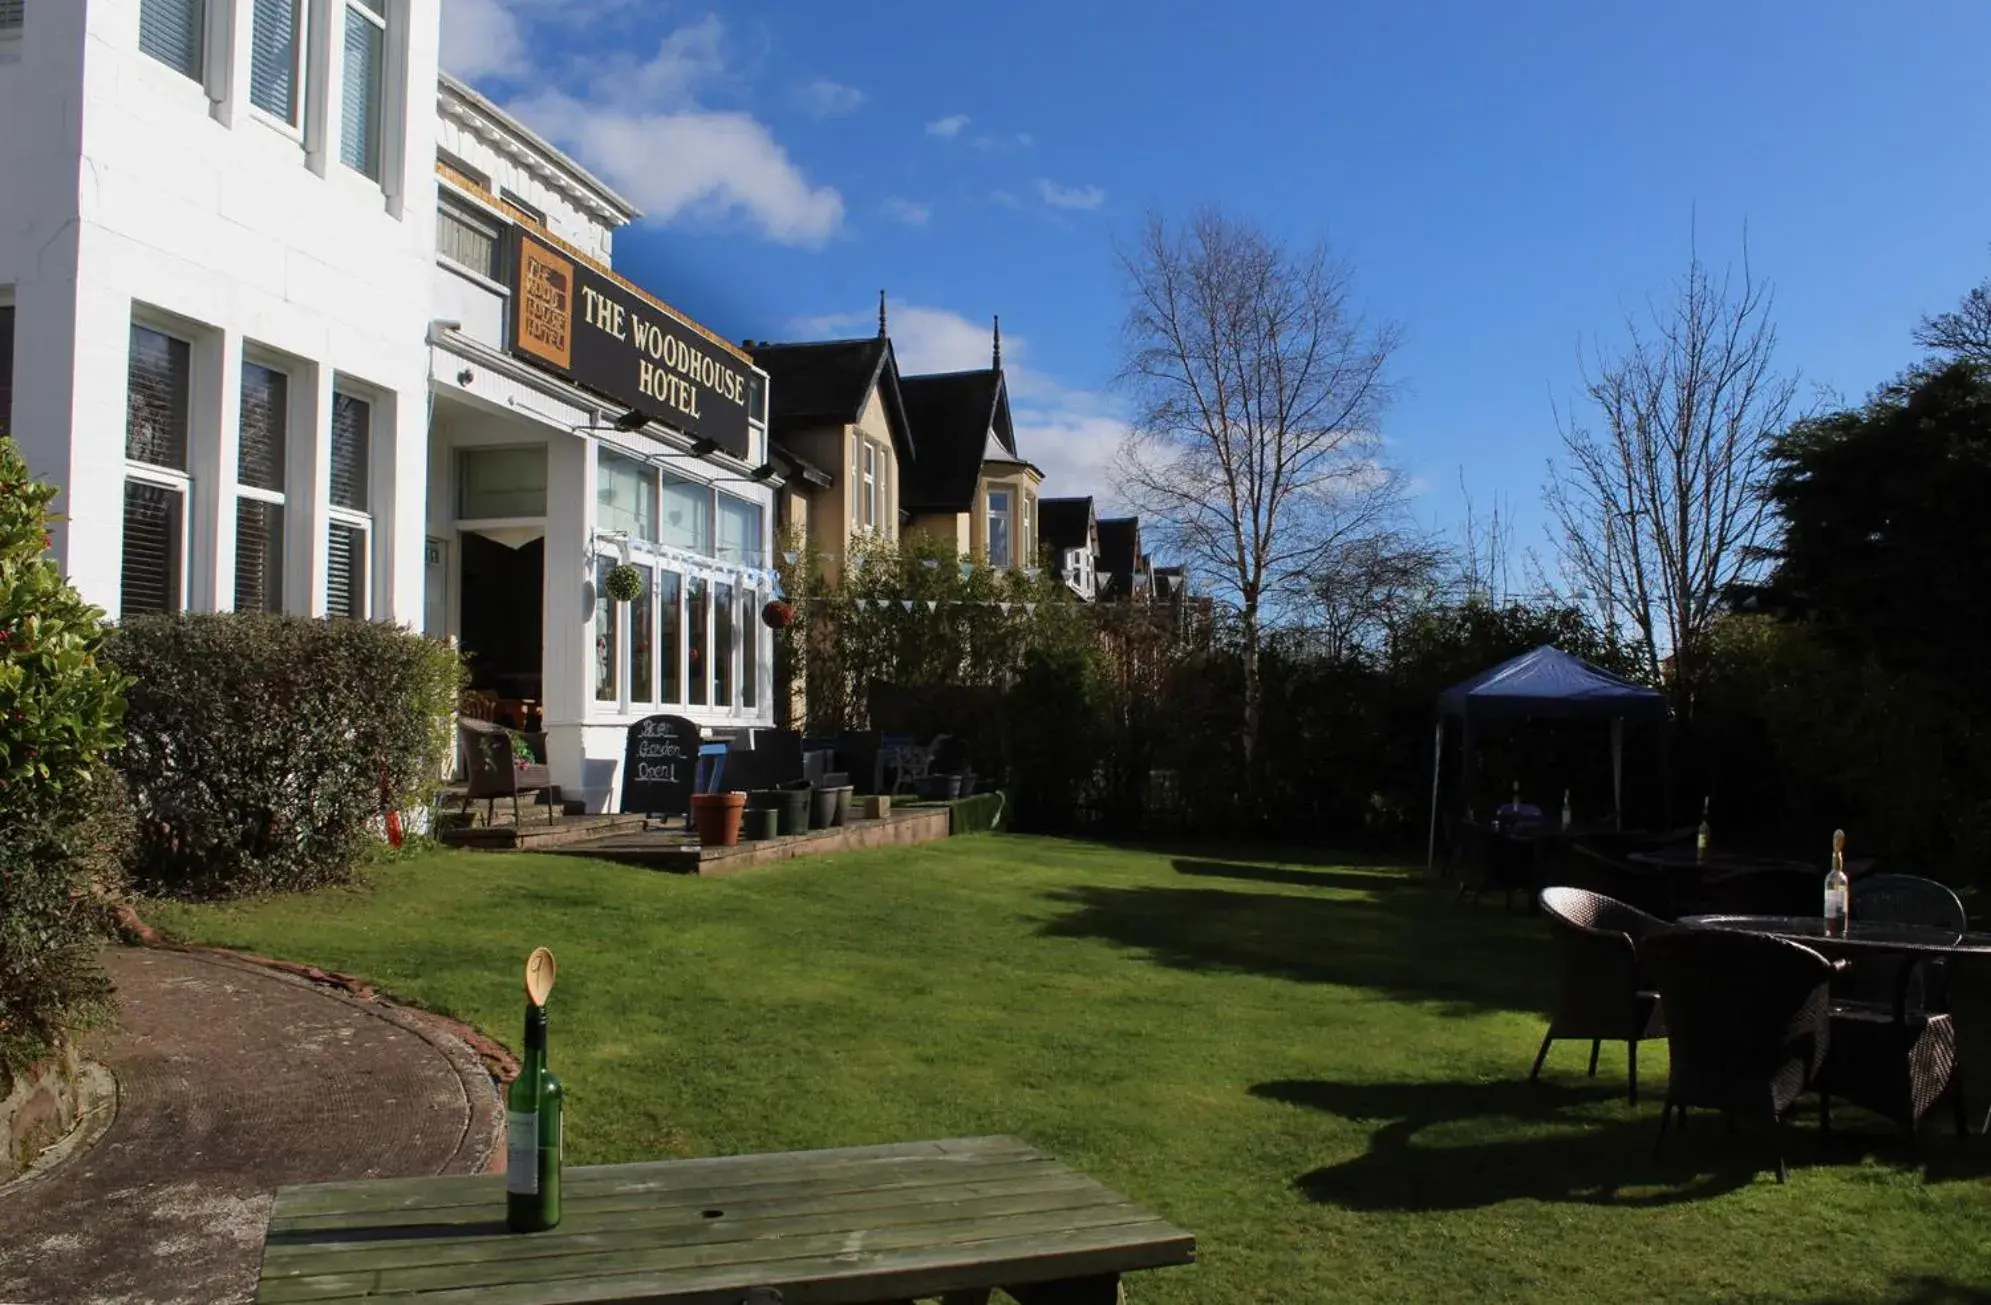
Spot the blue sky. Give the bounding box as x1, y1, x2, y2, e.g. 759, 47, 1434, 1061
446, 0, 1991, 578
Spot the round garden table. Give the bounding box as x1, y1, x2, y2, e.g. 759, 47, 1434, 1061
1680, 914, 1991, 956
1683, 913, 1991, 1136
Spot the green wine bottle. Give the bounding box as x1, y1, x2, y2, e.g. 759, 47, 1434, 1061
506, 1003, 563, 1232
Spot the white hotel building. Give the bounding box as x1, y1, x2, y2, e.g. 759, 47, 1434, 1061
0, 0, 780, 811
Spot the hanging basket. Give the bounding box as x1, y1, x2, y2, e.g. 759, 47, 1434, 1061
603, 563, 644, 603
761, 599, 797, 629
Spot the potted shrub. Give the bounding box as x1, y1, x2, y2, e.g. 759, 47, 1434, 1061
690, 791, 746, 846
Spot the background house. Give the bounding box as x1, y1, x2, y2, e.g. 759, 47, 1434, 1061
1039, 495, 1100, 599
749, 321, 914, 584
899, 327, 1041, 570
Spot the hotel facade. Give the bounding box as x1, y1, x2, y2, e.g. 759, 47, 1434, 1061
0, 0, 778, 812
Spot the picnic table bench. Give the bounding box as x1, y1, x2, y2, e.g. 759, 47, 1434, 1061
255, 1135, 1193, 1304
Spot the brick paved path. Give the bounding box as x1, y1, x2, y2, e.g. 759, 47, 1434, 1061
0, 948, 499, 1305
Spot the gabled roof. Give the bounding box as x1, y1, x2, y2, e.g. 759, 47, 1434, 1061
898, 367, 1017, 513
1152, 565, 1185, 600
750, 336, 914, 466
1096, 517, 1149, 598
1038, 497, 1096, 553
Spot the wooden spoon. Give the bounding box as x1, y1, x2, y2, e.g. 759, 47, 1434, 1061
525, 947, 558, 1006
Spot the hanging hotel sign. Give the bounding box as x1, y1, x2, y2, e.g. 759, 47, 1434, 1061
508, 231, 753, 459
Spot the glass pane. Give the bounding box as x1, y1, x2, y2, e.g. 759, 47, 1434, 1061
437, 205, 497, 278
686, 577, 708, 707
121, 481, 182, 615
339, 5, 384, 178
659, 571, 682, 704
127, 325, 190, 469
139, 0, 204, 79
0, 1, 22, 33
598, 450, 658, 540
330, 392, 369, 511
234, 497, 284, 612
239, 362, 288, 492
741, 588, 758, 712
660, 473, 712, 553
988, 489, 1012, 569
716, 494, 761, 566
328, 521, 366, 618
459, 446, 546, 518
714, 582, 734, 709
629, 564, 654, 704
594, 556, 618, 702
249, 0, 300, 123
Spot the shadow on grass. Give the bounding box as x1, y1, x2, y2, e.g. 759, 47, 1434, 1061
1256, 1077, 1991, 1212
1039, 869, 1549, 1015
1800, 1280, 1991, 1305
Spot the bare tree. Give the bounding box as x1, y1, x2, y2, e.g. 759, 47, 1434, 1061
1452, 470, 1515, 605
1114, 209, 1402, 771
1545, 240, 1801, 712
1296, 523, 1448, 662
1914, 264, 1991, 366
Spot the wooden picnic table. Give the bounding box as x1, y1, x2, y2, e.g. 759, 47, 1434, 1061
255, 1135, 1194, 1304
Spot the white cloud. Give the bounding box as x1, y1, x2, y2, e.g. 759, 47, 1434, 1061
784, 302, 1129, 503
880, 197, 932, 227
510, 91, 844, 246
1035, 179, 1106, 211
796, 79, 866, 119
442, 8, 843, 246
926, 114, 971, 138
971, 132, 1034, 152
440, 0, 526, 79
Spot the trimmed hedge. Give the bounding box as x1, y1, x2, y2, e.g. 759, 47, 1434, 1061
0, 436, 131, 1074
104, 613, 462, 898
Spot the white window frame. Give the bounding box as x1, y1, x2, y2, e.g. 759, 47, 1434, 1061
986, 486, 1013, 569
338, 0, 388, 179
247, 0, 307, 135
327, 386, 373, 619
123, 320, 197, 617
862, 441, 877, 531
123, 466, 193, 615
235, 355, 292, 613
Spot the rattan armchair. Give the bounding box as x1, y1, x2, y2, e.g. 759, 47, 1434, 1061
1823, 874, 1967, 1139
1643, 927, 1838, 1183
1531, 888, 1669, 1103
458, 718, 556, 826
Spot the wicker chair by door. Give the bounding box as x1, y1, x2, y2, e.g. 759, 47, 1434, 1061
1642, 928, 1838, 1183
1532, 888, 1668, 1103
458, 719, 556, 826
1823, 875, 1968, 1139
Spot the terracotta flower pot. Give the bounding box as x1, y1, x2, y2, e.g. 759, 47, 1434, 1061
691, 791, 747, 847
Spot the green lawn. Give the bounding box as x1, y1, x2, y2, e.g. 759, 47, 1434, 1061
147, 837, 1991, 1304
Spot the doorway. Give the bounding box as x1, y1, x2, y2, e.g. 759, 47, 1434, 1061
459, 531, 544, 709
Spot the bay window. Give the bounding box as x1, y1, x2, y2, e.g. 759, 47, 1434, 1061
124, 324, 192, 617
987, 487, 1013, 569
659, 572, 682, 704
714, 582, 735, 708
862, 441, 877, 530
740, 587, 759, 711
598, 449, 658, 541
661, 472, 713, 552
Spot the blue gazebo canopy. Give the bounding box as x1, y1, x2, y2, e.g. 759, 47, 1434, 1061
1436, 645, 1667, 722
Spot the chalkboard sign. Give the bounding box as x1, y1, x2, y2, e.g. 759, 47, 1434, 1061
620, 715, 701, 817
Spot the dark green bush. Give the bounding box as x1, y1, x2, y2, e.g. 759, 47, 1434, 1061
104, 613, 462, 898
0, 436, 132, 1074
1003, 645, 1109, 833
